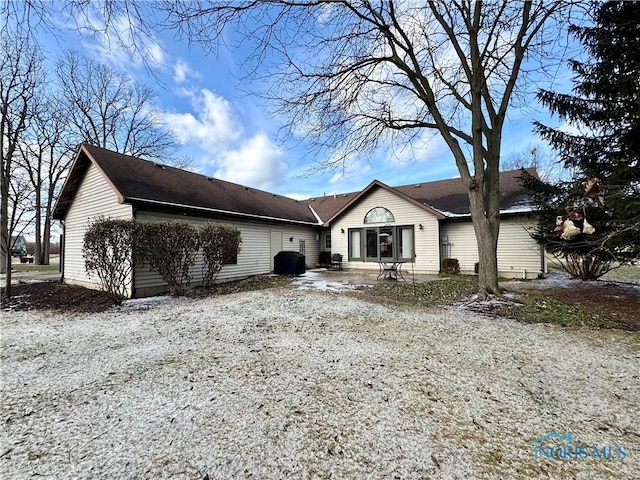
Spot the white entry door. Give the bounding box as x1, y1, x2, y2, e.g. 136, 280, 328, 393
270, 230, 282, 271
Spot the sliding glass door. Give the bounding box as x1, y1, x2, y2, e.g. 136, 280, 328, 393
355, 225, 414, 262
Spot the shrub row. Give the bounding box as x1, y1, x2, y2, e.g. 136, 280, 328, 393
83, 219, 242, 303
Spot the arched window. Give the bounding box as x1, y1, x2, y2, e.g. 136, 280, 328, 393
364, 207, 395, 224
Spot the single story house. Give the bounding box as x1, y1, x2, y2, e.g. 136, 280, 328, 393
53, 144, 545, 297
10, 235, 28, 256
1, 235, 28, 273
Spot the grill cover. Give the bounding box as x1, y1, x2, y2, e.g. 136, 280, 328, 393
274, 251, 306, 275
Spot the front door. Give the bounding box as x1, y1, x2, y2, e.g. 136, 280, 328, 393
270, 230, 282, 272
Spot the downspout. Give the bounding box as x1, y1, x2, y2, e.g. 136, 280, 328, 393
59, 221, 65, 281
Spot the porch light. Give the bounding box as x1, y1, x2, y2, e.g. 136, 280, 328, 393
419, 224, 424, 230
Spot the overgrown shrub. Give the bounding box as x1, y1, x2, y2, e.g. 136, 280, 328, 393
441, 258, 460, 275
199, 223, 242, 287
135, 221, 199, 296
83, 218, 137, 305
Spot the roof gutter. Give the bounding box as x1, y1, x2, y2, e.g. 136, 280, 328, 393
429, 205, 537, 218
124, 196, 323, 226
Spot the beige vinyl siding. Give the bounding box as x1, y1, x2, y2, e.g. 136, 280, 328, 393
497, 217, 545, 278
330, 187, 440, 273
275, 225, 320, 269
440, 216, 544, 278
63, 164, 132, 289
439, 222, 478, 273
134, 211, 318, 296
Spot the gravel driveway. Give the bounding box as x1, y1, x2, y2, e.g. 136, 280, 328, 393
1, 288, 638, 479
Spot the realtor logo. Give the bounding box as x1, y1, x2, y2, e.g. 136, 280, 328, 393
533, 431, 628, 461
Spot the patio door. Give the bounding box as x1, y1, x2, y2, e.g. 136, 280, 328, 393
365, 229, 378, 262
365, 226, 395, 261
379, 226, 394, 260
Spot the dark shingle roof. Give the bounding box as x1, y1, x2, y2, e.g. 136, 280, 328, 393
307, 192, 359, 222
394, 168, 537, 215
53, 144, 536, 225
53, 144, 319, 224
305, 168, 537, 222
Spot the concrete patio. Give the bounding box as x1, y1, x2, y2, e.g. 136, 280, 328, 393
291, 268, 442, 292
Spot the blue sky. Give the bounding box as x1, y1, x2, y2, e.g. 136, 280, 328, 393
35, 3, 574, 200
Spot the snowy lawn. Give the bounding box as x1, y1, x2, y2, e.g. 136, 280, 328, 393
1, 289, 639, 479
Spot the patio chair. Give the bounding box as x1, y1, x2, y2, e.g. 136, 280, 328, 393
330, 253, 343, 270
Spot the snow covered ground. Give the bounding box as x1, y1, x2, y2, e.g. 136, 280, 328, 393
1, 289, 638, 479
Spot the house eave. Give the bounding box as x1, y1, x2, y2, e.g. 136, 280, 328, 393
125, 196, 323, 226
433, 205, 537, 219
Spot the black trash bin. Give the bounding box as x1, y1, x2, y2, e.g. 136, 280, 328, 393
274, 251, 306, 275
319, 251, 332, 267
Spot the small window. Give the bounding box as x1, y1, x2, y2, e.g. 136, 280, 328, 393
224, 246, 239, 265
364, 207, 395, 224
324, 232, 331, 250
349, 229, 362, 261
398, 226, 414, 261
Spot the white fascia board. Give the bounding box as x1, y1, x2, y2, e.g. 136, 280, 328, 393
427, 204, 536, 218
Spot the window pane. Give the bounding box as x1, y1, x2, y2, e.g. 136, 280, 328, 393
325, 233, 331, 249
364, 207, 395, 224
350, 230, 361, 258
399, 227, 413, 259
366, 229, 378, 258
379, 227, 393, 259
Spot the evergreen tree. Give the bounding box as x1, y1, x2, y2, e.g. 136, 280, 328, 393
522, 0, 640, 280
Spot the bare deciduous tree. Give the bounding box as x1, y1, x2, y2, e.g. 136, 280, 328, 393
1, 29, 42, 297
56, 49, 179, 162
18, 91, 75, 265
502, 144, 571, 182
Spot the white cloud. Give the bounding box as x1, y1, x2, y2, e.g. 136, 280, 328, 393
284, 192, 314, 201
77, 11, 165, 70
165, 89, 242, 152
329, 161, 371, 184
215, 133, 286, 189
558, 120, 586, 136
173, 59, 201, 84
386, 130, 448, 165
164, 89, 288, 189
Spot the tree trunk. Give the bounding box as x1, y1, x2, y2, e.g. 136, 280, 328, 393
43, 216, 51, 265
42, 192, 53, 265
468, 174, 501, 299
1, 184, 11, 298
34, 184, 42, 264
